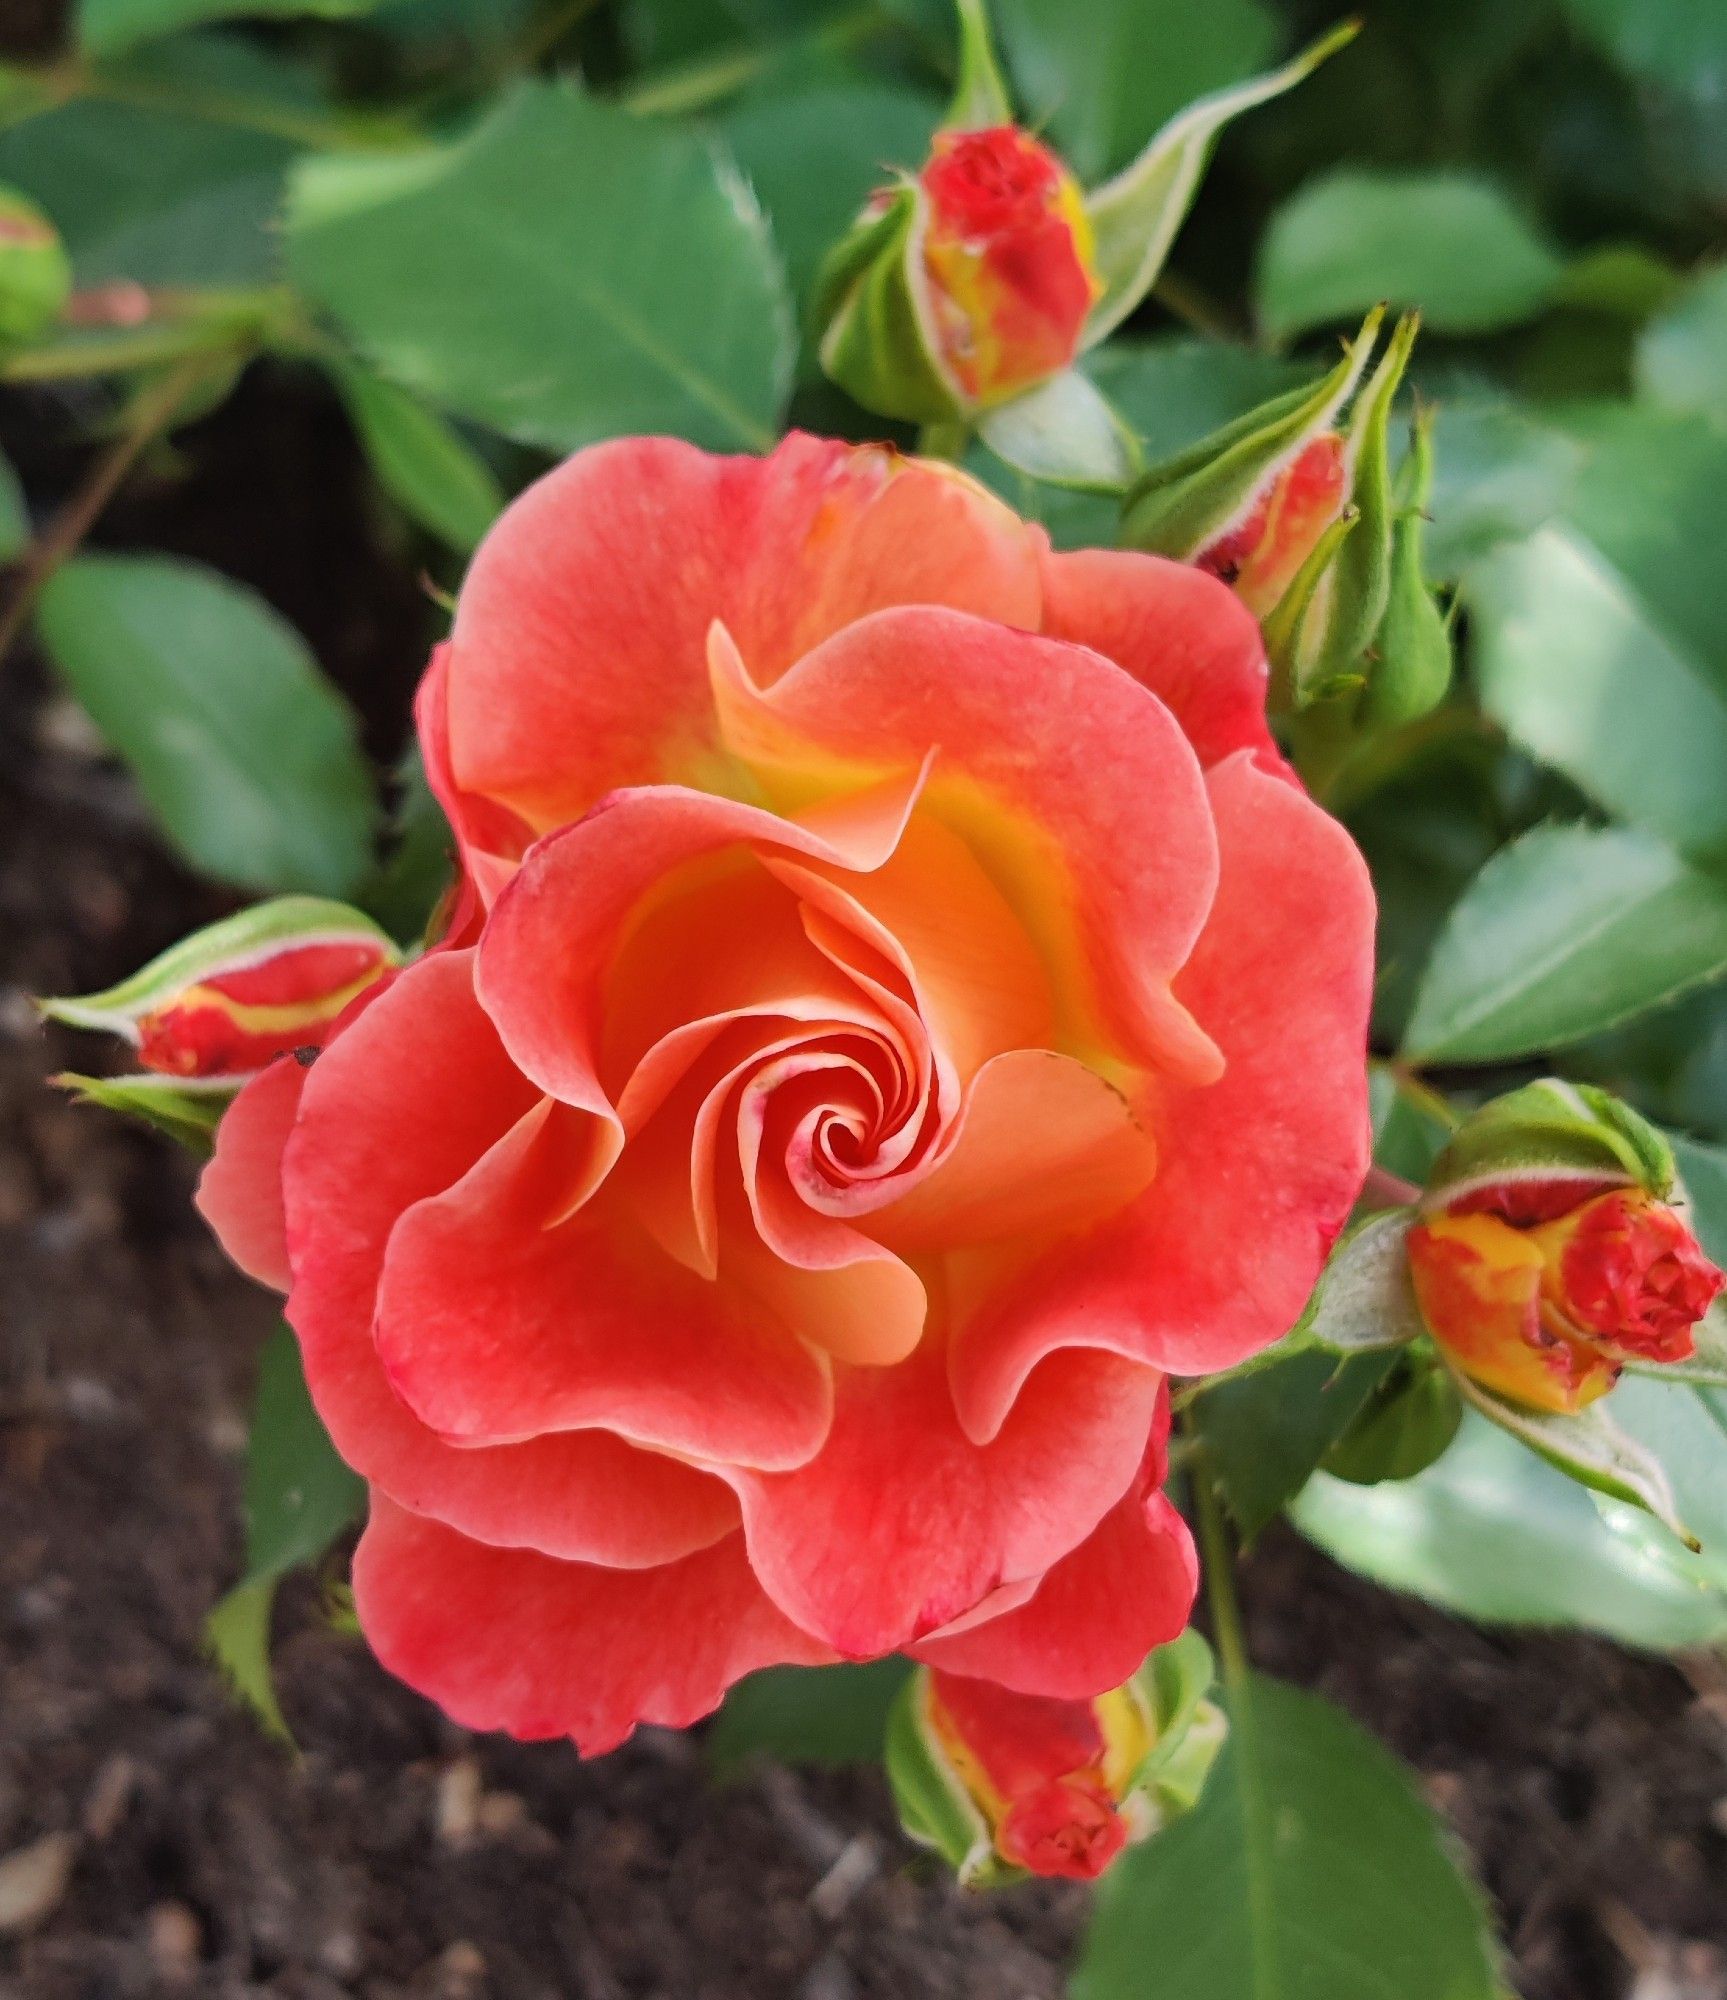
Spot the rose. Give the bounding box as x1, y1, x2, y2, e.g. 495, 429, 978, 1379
1410, 1187, 1722, 1413
198, 433, 1374, 1754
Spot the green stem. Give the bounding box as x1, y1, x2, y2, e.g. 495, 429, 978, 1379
618, 4, 879, 116
5, 290, 295, 384
0, 351, 226, 670
1187, 1426, 1250, 1692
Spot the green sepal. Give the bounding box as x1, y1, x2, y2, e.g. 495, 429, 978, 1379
1292, 1204, 1427, 1355
946, 0, 1014, 130
1264, 507, 1358, 713
884, 1669, 999, 1884
812, 181, 964, 425
1081, 21, 1360, 351
1354, 404, 1450, 724
52, 1070, 233, 1152
38, 894, 398, 1040
1121, 308, 1381, 560
1125, 1633, 1229, 1829
1321, 1349, 1463, 1485
1422, 1079, 1675, 1215
1292, 310, 1420, 701
1445, 1362, 1699, 1553
976, 368, 1142, 491
0, 185, 70, 351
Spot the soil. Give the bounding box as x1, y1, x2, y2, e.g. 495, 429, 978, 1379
3, 374, 1726, 2000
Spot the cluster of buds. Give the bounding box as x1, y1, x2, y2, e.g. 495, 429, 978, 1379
814, 0, 1354, 447
42, 897, 398, 1130
886, 1635, 1225, 1885
1407, 1082, 1723, 1415
1123, 307, 1451, 725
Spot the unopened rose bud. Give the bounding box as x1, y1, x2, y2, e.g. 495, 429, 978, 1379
814, 1, 1355, 430
887, 1636, 1225, 1886
1407, 1082, 1724, 1413
0, 186, 70, 349
42, 897, 398, 1082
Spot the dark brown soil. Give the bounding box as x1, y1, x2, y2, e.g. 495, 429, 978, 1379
3, 375, 1726, 2000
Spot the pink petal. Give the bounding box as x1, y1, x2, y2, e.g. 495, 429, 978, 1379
354, 1496, 833, 1755
195, 1056, 305, 1290
282, 951, 739, 1567
1037, 546, 1285, 773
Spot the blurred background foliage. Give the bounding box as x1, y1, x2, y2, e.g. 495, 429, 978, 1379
5, 0, 1727, 1897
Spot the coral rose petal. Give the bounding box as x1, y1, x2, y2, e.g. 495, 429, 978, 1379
283, 952, 739, 1566
1037, 547, 1285, 774
354, 1498, 834, 1756
709, 608, 1223, 1080
727, 1344, 1163, 1658
195, 1056, 305, 1291
913, 1489, 1197, 1698
444, 434, 1039, 838
876, 1049, 1157, 1252
949, 750, 1375, 1431
476, 776, 925, 1113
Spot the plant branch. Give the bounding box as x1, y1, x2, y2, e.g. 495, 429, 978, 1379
0, 354, 219, 672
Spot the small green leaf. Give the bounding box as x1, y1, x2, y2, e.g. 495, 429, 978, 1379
1074, 1675, 1504, 2000
708, 1660, 911, 1772
1447, 1365, 1698, 1552
37, 555, 378, 898
207, 1327, 364, 1743
331, 364, 503, 555
1321, 1352, 1463, 1486
1403, 824, 1727, 1064
1295, 1207, 1426, 1355
976, 368, 1140, 491
1256, 170, 1562, 341
358, 745, 457, 947
54, 1070, 230, 1150
1292, 1412, 1727, 1648
1192, 1348, 1398, 1545
287, 82, 793, 454
0, 446, 28, 562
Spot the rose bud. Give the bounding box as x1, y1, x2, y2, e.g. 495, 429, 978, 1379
42, 896, 398, 1082
815, 0, 1355, 429
1124, 308, 1452, 723
888, 1636, 1225, 1885
1407, 1081, 1724, 1413
0, 186, 70, 349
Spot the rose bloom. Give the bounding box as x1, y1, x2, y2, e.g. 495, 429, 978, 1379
198, 435, 1374, 1753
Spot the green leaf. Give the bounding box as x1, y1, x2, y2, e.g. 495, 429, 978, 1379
358, 744, 457, 946
1467, 408, 1727, 864
1321, 1352, 1462, 1486
287, 81, 792, 454
241, 1326, 364, 1580
707, 1660, 911, 1772
1637, 262, 1727, 428
996, 0, 1279, 182
1423, 399, 1584, 581
79, 0, 383, 57
1557, 0, 1727, 98
1295, 1207, 1426, 1356
0, 40, 305, 286
1292, 1413, 1727, 1649
1608, 1373, 1727, 1582
1256, 170, 1563, 340
37, 555, 378, 898
1074, 1675, 1503, 2000
331, 363, 503, 555
207, 1327, 363, 1742
1448, 1366, 1698, 1552
1403, 824, 1727, 1064
1193, 1349, 1398, 1545
975, 368, 1139, 491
